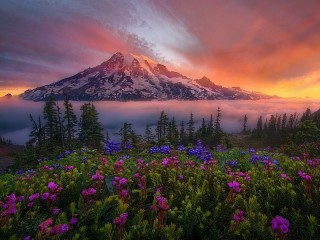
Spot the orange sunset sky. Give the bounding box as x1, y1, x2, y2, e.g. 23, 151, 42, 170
1, 0, 320, 98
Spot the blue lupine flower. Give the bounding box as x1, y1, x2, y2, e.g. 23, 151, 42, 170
104, 140, 121, 155
178, 145, 185, 151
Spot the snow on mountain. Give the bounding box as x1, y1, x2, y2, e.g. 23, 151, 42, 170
21, 52, 277, 101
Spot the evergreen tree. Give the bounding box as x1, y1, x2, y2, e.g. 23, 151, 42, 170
63, 93, 77, 148
156, 111, 169, 142
207, 114, 214, 136
144, 124, 155, 144
43, 94, 60, 150
256, 116, 263, 137
28, 114, 45, 153
301, 108, 312, 122
179, 121, 186, 145
281, 113, 287, 132
118, 122, 134, 148
276, 115, 281, 132
242, 114, 248, 133
187, 112, 195, 143
167, 117, 179, 145
79, 103, 104, 149
213, 107, 223, 144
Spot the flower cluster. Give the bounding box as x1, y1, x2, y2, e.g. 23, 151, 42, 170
156, 196, 170, 212
28, 193, 40, 207
39, 218, 53, 235
114, 213, 128, 228
1, 193, 24, 217
149, 145, 171, 154
187, 141, 213, 161
271, 216, 289, 234
225, 160, 238, 168
114, 159, 124, 174
233, 210, 245, 222
50, 223, 69, 236
298, 170, 312, 182
112, 177, 128, 200
104, 140, 121, 155
228, 181, 241, 192
92, 170, 104, 181
161, 157, 179, 168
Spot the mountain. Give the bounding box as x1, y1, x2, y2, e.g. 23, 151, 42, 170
22, 52, 277, 101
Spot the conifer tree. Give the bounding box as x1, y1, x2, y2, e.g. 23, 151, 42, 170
28, 114, 45, 153
256, 116, 263, 137
281, 113, 287, 132
144, 124, 155, 144
213, 107, 223, 144
242, 114, 248, 133
63, 93, 77, 148
43, 93, 60, 150
79, 103, 104, 149
179, 121, 186, 145
187, 112, 195, 143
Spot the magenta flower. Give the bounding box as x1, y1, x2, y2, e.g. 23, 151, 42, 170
39, 218, 53, 235
119, 178, 127, 186
233, 210, 245, 222
92, 170, 104, 180
228, 181, 241, 192
121, 189, 129, 198
48, 182, 60, 192
18, 196, 25, 202
272, 216, 289, 234
298, 170, 312, 182
179, 175, 184, 180
281, 173, 287, 179
156, 196, 170, 211
200, 165, 205, 171
114, 213, 128, 228
24, 236, 30, 240
29, 193, 40, 202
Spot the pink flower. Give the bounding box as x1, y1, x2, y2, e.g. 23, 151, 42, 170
200, 165, 205, 171
39, 218, 53, 235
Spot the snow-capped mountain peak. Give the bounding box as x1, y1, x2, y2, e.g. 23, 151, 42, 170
21, 52, 277, 101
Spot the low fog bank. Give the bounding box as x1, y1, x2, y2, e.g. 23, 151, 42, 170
1, 97, 320, 145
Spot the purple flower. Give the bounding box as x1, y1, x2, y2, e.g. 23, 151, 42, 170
228, 181, 241, 192
29, 193, 39, 202
48, 182, 58, 192
179, 175, 184, 180
200, 165, 205, 171
233, 210, 245, 222
272, 216, 290, 234
42, 192, 50, 200
52, 208, 60, 215
59, 224, 69, 234
281, 173, 287, 179
298, 170, 312, 182
24, 236, 30, 240
119, 178, 127, 186
121, 189, 129, 198
50, 194, 57, 202
87, 188, 96, 196
156, 196, 170, 211
70, 217, 78, 225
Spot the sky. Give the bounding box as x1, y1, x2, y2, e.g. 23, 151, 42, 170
1, 0, 320, 98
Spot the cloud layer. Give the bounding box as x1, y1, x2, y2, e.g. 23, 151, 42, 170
1, 0, 320, 98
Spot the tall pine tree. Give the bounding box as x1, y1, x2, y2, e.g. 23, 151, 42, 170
63, 93, 77, 148
79, 103, 104, 149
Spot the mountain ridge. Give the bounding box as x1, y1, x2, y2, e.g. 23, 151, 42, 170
21, 52, 278, 101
